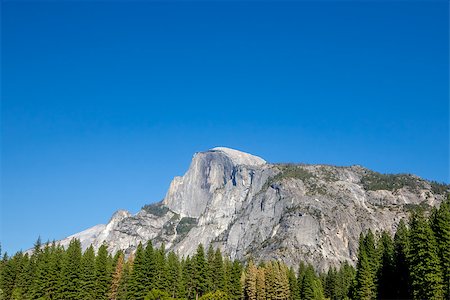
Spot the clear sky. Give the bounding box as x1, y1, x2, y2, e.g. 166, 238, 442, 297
1, 0, 448, 255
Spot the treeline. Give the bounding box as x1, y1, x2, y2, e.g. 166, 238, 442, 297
353, 196, 450, 300
0, 196, 448, 300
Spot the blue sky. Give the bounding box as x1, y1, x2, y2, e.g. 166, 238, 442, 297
1, 0, 448, 255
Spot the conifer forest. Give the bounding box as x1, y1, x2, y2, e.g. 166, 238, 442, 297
0, 196, 449, 300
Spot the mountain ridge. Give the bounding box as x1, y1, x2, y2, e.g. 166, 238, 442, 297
54, 147, 449, 271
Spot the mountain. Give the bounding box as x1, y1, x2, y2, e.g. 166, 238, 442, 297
57, 147, 448, 270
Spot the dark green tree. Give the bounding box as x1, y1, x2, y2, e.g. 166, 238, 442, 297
409, 211, 444, 300
193, 244, 208, 298
79, 245, 96, 299
95, 244, 112, 299
431, 195, 450, 299
143, 241, 156, 292
59, 239, 83, 300
377, 231, 395, 299
127, 243, 147, 300
212, 248, 226, 293
354, 249, 375, 300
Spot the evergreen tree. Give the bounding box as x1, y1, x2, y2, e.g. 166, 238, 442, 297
287, 266, 299, 300
12, 253, 32, 300
393, 219, 412, 299
431, 195, 450, 299
128, 243, 147, 300
256, 267, 266, 300
48, 243, 65, 299
193, 244, 208, 299
154, 243, 168, 291
166, 251, 180, 298
143, 241, 156, 292
79, 245, 96, 300
229, 260, 243, 300
58, 239, 83, 300
30, 242, 52, 299
377, 231, 395, 299
95, 244, 112, 300
182, 256, 194, 300
264, 261, 275, 300
244, 260, 257, 300
324, 267, 337, 300
409, 211, 444, 300
199, 290, 230, 300
212, 248, 226, 292
337, 261, 355, 300
206, 244, 215, 292
354, 251, 375, 300
300, 265, 317, 300
117, 254, 134, 300
110, 252, 125, 300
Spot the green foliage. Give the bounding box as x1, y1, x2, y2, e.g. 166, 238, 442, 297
199, 290, 229, 300
2, 205, 449, 300
393, 219, 411, 299
361, 171, 421, 191
176, 217, 198, 235
193, 244, 208, 298
430, 181, 450, 194
95, 244, 112, 300
409, 211, 444, 300
144, 289, 178, 300
142, 203, 170, 217
128, 243, 147, 300
404, 200, 432, 213
431, 195, 450, 299
79, 245, 96, 299
274, 164, 315, 181
59, 238, 82, 300
376, 231, 395, 299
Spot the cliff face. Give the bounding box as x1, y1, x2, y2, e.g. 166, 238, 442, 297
57, 147, 448, 270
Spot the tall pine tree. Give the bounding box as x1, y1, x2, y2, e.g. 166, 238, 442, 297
409, 211, 444, 300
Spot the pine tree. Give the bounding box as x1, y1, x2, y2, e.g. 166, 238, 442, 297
212, 248, 226, 292
11, 253, 32, 300
183, 256, 194, 300
30, 242, 52, 299
296, 261, 307, 297
229, 260, 243, 300
354, 250, 375, 300
409, 211, 444, 300
117, 254, 134, 300
95, 244, 112, 300
336, 261, 355, 300
300, 265, 316, 300
324, 267, 337, 300
128, 243, 147, 300
59, 238, 83, 300
47, 243, 64, 299
256, 266, 266, 300
392, 219, 411, 299
154, 243, 168, 291
166, 251, 179, 298
206, 244, 215, 292
110, 252, 124, 300
143, 241, 156, 292
79, 245, 96, 299
287, 266, 299, 300
274, 262, 290, 300
193, 244, 208, 299
244, 260, 257, 300
377, 231, 395, 299
431, 195, 450, 299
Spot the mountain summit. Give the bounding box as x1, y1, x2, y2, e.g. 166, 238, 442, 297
56, 147, 448, 270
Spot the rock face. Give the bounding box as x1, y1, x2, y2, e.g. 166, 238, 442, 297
57, 147, 449, 271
